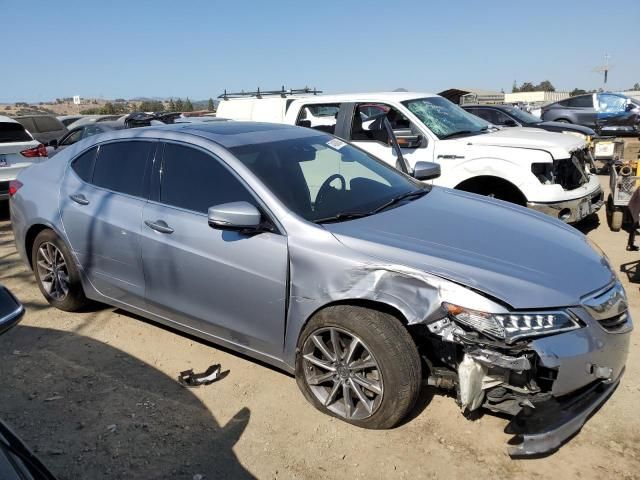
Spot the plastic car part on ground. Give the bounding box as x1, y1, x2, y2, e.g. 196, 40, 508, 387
178, 364, 228, 387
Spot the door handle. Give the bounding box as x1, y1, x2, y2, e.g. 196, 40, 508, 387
69, 194, 90, 205
145, 220, 174, 234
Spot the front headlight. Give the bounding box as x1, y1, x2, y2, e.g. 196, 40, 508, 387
443, 302, 581, 343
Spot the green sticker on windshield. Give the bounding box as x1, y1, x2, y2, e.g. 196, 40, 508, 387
327, 138, 346, 150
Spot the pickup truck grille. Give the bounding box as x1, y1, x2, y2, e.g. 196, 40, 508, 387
553, 148, 589, 190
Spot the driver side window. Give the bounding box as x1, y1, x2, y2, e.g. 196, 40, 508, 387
349, 103, 420, 148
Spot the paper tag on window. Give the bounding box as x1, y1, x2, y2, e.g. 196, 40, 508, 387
327, 138, 346, 150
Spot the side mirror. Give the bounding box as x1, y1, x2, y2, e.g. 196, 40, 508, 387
412, 161, 441, 180
394, 129, 423, 148
48, 139, 58, 148
208, 201, 262, 232
0, 286, 24, 336
626, 103, 635, 112
503, 119, 518, 127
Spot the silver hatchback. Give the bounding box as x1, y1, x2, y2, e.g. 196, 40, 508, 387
10, 122, 631, 456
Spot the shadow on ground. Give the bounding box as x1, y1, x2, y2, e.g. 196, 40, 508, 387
0, 325, 255, 480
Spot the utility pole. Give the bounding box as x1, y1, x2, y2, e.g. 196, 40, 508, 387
593, 53, 613, 90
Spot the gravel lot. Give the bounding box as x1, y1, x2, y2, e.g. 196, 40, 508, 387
1, 176, 639, 480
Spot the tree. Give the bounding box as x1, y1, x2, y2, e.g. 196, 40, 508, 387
512, 80, 518, 93
102, 102, 116, 114
633, 83, 640, 91
184, 98, 194, 112
168, 98, 176, 111
175, 98, 184, 111
208, 98, 215, 111
570, 88, 587, 96
519, 82, 536, 92
537, 80, 555, 92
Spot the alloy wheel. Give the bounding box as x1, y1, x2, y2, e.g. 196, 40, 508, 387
302, 327, 384, 420
36, 242, 70, 300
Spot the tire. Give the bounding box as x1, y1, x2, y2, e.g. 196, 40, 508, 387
32, 229, 90, 311
606, 194, 624, 232
295, 305, 421, 429
610, 210, 623, 232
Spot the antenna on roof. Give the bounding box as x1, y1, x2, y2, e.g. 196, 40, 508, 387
593, 53, 614, 89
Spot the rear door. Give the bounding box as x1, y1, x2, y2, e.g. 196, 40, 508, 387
0, 121, 39, 196
59, 140, 155, 306
566, 95, 596, 127
140, 142, 288, 357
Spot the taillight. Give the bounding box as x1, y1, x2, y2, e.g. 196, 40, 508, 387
20, 144, 48, 158
8, 180, 23, 197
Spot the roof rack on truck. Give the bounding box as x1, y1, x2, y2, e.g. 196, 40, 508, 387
218, 86, 322, 100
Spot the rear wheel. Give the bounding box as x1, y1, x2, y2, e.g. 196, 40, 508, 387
32, 229, 90, 311
296, 305, 421, 429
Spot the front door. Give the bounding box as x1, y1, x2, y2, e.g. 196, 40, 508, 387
139, 142, 288, 358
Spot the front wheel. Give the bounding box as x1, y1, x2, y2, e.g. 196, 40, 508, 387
295, 305, 421, 429
32, 229, 90, 311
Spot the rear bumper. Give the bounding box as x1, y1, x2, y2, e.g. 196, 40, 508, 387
506, 372, 621, 457
527, 186, 603, 223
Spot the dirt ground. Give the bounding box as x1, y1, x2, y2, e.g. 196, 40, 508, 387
1, 176, 639, 480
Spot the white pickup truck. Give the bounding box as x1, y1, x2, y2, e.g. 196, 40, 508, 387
217, 91, 603, 223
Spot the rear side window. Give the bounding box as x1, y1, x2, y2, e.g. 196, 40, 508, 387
567, 95, 593, 108
71, 147, 98, 182
92, 141, 152, 197
33, 116, 65, 132
15, 117, 36, 132
0, 122, 32, 143
160, 143, 254, 213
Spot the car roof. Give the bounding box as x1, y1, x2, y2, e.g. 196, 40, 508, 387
0, 115, 20, 124
90, 121, 324, 149
288, 91, 439, 103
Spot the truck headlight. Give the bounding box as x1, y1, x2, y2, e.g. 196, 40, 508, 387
443, 302, 581, 343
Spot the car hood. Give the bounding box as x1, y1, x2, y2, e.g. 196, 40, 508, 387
457, 127, 585, 154
324, 187, 613, 310
536, 121, 596, 136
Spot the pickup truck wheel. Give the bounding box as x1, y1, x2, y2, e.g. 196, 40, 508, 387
296, 305, 421, 429
32, 229, 90, 312
456, 177, 527, 206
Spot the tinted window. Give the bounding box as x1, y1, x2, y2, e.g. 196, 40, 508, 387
92, 141, 152, 197
15, 117, 36, 132
33, 116, 65, 132
71, 147, 98, 182
60, 129, 83, 146
160, 143, 254, 213
567, 95, 593, 108
0, 122, 32, 143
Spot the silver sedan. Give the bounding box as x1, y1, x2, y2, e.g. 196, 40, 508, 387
9, 121, 631, 456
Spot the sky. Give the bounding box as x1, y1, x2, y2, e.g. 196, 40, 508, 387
1, 0, 639, 102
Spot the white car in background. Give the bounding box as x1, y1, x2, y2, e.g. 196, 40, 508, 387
0, 116, 47, 200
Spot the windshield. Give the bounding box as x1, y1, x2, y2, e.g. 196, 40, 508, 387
503, 106, 541, 124
403, 97, 490, 139
230, 135, 423, 222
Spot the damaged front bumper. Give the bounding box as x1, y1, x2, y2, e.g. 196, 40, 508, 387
423, 300, 632, 457
527, 186, 604, 223
505, 371, 622, 457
